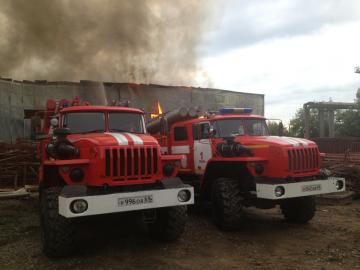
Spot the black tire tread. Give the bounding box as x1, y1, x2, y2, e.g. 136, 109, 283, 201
40, 187, 75, 257
148, 206, 187, 241
281, 196, 316, 224
213, 177, 244, 230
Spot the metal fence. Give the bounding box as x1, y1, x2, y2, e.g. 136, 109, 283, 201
311, 138, 360, 153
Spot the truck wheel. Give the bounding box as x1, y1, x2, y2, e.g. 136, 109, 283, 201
281, 196, 316, 224
148, 206, 187, 241
40, 187, 75, 257
212, 178, 244, 230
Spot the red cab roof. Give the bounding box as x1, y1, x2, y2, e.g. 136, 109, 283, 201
209, 114, 266, 120
61, 106, 144, 114
176, 114, 266, 126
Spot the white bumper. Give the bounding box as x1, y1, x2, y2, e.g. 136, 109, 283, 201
59, 186, 194, 218
256, 177, 345, 200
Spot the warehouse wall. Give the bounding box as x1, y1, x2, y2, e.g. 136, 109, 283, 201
0, 78, 264, 143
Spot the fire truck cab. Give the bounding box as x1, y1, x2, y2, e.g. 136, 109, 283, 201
151, 107, 345, 230
38, 99, 194, 257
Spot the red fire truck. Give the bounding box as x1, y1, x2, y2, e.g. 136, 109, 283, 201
36, 98, 194, 257
148, 107, 345, 230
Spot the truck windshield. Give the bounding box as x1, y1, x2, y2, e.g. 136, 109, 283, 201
108, 112, 145, 134
214, 118, 269, 137
63, 112, 105, 133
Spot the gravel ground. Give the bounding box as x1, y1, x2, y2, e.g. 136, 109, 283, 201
0, 195, 359, 270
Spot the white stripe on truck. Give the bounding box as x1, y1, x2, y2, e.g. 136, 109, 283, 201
125, 133, 143, 145
106, 133, 128, 145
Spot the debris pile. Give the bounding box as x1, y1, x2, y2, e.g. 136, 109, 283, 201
322, 151, 360, 167
329, 165, 360, 195
323, 152, 360, 196
0, 141, 39, 189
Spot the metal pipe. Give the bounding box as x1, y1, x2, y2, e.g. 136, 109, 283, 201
147, 107, 192, 134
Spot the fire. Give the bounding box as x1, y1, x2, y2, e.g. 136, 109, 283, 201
150, 100, 163, 118
157, 101, 163, 114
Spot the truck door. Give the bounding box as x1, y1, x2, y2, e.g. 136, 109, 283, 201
193, 122, 212, 174
171, 126, 191, 169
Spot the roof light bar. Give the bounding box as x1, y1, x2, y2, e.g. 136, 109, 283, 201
219, 107, 253, 114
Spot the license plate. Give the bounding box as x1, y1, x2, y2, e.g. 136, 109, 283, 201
302, 184, 321, 192
118, 195, 153, 207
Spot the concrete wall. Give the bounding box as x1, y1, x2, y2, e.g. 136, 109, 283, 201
0, 78, 264, 143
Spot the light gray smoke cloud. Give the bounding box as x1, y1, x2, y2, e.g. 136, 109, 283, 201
0, 0, 215, 85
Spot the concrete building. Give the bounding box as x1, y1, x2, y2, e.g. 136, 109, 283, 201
0, 78, 264, 143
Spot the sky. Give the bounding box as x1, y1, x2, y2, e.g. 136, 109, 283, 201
197, 0, 360, 124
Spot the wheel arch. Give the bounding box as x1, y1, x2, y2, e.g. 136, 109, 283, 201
39, 166, 66, 195
201, 160, 253, 200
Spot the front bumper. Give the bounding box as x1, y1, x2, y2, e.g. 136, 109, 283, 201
58, 185, 194, 218
256, 177, 345, 200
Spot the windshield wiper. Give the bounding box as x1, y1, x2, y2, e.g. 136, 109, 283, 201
79, 129, 104, 134
110, 128, 144, 134
110, 128, 128, 132
230, 132, 245, 137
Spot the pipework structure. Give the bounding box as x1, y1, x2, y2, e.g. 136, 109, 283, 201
303, 102, 355, 139
303, 67, 360, 139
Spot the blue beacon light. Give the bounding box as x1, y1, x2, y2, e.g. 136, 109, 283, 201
219, 107, 253, 114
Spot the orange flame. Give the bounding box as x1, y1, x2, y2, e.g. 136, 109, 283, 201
158, 101, 163, 115
150, 100, 163, 118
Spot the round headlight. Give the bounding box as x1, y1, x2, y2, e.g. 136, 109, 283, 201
335, 180, 344, 190
177, 189, 191, 202
274, 186, 285, 197
255, 163, 264, 175
69, 168, 84, 182
163, 164, 175, 177
70, 199, 88, 214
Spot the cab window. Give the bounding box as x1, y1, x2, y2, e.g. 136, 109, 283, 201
200, 123, 210, 139
192, 123, 210, 140
192, 125, 199, 140
63, 112, 105, 133
108, 112, 144, 133
174, 126, 188, 141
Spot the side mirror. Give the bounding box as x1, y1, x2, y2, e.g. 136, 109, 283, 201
209, 126, 216, 137
50, 118, 59, 127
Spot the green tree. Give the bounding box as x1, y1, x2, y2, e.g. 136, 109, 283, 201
335, 88, 360, 137
289, 89, 360, 138
267, 121, 288, 136
289, 108, 321, 138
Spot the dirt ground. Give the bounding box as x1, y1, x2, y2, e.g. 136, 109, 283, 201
0, 196, 359, 270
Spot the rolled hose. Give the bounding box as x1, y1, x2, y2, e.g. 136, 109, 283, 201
216, 142, 252, 157
46, 140, 79, 159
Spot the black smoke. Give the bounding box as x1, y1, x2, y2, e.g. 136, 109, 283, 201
0, 0, 214, 85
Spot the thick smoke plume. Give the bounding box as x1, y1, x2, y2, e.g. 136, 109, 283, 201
0, 0, 214, 85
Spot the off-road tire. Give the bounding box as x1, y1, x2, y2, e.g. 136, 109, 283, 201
212, 178, 244, 230
148, 206, 187, 241
281, 196, 316, 224
40, 187, 76, 257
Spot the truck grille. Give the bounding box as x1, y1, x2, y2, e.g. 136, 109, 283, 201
287, 147, 319, 173
104, 147, 158, 180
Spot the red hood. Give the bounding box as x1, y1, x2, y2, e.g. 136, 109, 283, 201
235, 136, 317, 148
67, 132, 158, 146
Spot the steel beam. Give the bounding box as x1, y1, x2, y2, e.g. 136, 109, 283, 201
328, 110, 335, 137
